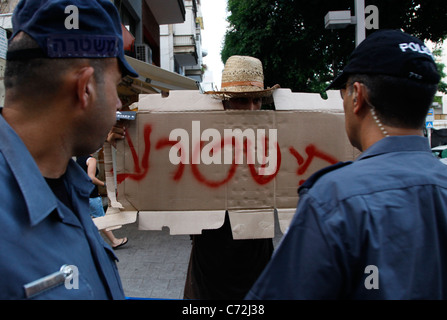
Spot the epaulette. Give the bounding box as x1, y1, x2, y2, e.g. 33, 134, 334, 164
298, 161, 353, 194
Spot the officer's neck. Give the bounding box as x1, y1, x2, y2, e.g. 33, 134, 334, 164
2, 102, 72, 179
359, 119, 424, 152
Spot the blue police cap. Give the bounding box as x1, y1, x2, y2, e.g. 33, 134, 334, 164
326, 29, 440, 90
7, 0, 138, 78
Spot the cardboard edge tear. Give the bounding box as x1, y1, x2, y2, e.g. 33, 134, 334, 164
138, 210, 226, 235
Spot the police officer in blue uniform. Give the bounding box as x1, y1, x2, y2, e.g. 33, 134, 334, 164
246, 30, 447, 299
0, 0, 138, 299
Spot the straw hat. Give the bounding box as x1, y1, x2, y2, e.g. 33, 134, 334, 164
206, 55, 280, 99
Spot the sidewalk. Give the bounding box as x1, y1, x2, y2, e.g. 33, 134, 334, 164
110, 214, 284, 299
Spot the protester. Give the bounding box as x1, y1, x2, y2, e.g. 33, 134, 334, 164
76, 154, 128, 249
180, 55, 280, 299
0, 0, 138, 299
246, 30, 447, 299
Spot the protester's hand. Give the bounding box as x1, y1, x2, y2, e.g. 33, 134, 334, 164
107, 123, 126, 148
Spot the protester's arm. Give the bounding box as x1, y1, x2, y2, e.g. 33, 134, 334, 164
106, 124, 125, 148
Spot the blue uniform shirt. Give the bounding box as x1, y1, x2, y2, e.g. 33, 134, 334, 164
247, 136, 447, 299
0, 111, 125, 299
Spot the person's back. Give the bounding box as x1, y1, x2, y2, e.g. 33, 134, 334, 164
296, 136, 447, 299
246, 30, 445, 300
248, 135, 447, 299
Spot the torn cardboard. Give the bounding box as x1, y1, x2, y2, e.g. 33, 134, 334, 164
111, 89, 358, 238
92, 143, 137, 231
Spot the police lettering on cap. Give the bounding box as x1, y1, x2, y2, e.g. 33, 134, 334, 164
399, 42, 434, 58
7, 0, 138, 78
326, 29, 440, 91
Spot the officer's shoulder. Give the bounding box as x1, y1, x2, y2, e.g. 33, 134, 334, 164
298, 161, 353, 193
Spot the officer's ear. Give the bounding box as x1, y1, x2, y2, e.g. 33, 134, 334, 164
351, 82, 368, 116
76, 66, 95, 110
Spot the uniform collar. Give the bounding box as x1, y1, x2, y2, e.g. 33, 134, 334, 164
357, 135, 431, 161
298, 135, 430, 194
0, 110, 93, 226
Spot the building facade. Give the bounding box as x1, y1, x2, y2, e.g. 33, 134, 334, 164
160, 0, 205, 82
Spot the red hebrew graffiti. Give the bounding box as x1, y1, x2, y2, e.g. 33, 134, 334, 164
190, 138, 239, 188
245, 138, 281, 185
116, 125, 152, 184
117, 124, 339, 188
289, 144, 338, 185
155, 138, 185, 181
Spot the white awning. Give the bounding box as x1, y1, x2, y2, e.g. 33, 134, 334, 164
121, 56, 199, 94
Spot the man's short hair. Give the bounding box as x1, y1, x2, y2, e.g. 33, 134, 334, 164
348, 74, 438, 129
4, 33, 110, 98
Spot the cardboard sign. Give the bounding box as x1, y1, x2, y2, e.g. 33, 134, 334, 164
106, 89, 358, 238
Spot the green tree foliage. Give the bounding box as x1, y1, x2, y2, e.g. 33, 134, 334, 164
433, 48, 447, 93
222, 0, 447, 93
